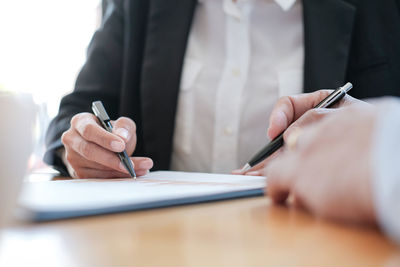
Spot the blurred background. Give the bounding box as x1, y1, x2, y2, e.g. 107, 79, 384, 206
0, 0, 105, 172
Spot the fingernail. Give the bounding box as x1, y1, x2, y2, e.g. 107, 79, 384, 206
138, 159, 153, 169
111, 141, 125, 151
114, 128, 129, 141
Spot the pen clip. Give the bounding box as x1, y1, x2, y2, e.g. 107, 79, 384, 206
92, 101, 110, 122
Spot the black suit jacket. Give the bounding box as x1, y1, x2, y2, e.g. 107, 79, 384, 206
45, 0, 400, 175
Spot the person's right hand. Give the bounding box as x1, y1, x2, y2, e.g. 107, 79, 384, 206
234, 90, 366, 176
267, 89, 366, 141
60, 112, 153, 178
265, 103, 377, 224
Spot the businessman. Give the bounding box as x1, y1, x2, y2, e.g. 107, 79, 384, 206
45, 0, 400, 178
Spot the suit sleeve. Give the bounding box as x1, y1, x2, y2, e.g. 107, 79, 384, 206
371, 98, 400, 244
43, 0, 125, 175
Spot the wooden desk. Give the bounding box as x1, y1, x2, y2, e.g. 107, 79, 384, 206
1, 196, 399, 267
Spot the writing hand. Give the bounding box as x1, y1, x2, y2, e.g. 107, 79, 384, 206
61, 113, 153, 178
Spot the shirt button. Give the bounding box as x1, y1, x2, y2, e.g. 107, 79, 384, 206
231, 68, 241, 77
224, 126, 233, 136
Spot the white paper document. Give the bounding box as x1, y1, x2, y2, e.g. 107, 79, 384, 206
19, 171, 266, 221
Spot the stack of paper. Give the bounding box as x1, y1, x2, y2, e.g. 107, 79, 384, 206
19, 171, 266, 221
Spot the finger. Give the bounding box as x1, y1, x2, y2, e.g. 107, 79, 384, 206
61, 147, 78, 178
231, 169, 264, 176
112, 117, 137, 143
245, 171, 264, 176
112, 117, 138, 156
267, 90, 332, 139
231, 146, 283, 175
265, 153, 297, 203
135, 169, 150, 177
131, 157, 153, 171
283, 109, 335, 143
76, 155, 153, 176
65, 148, 130, 178
293, 195, 307, 210
267, 109, 288, 140
68, 130, 131, 173
73, 168, 132, 179
70, 154, 152, 178
71, 113, 126, 152
65, 148, 125, 172
246, 161, 267, 172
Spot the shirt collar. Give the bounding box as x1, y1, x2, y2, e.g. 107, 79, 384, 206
274, 0, 297, 11
222, 0, 298, 21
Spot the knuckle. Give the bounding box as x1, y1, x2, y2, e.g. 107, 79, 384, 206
65, 151, 74, 163
305, 109, 318, 118
61, 131, 69, 145
317, 90, 325, 100
81, 123, 95, 140
71, 112, 97, 129
277, 96, 290, 107
308, 109, 325, 120
70, 113, 82, 127
315, 111, 325, 119
278, 96, 288, 102
61, 130, 74, 146
79, 142, 93, 159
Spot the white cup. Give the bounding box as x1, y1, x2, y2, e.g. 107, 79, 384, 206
0, 92, 36, 229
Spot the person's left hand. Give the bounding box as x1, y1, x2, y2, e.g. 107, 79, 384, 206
265, 104, 377, 224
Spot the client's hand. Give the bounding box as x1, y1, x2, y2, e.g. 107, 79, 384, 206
61, 112, 153, 178
234, 90, 365, 176
267, 90, 364, 140
265, 105, 377, 223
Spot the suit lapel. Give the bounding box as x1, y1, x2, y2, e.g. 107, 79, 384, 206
140, 0, 196, 169
303, 0, 357, 92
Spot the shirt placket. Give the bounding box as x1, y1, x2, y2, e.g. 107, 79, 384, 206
212, 0, 251, 173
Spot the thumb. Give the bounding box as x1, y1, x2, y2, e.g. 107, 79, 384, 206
112, 117, 137, 155
267, 110, 289, 140
112, 117, 136, 142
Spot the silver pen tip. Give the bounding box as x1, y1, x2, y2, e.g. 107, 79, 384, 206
342, 82, 353, 93
240, 163, 251, 174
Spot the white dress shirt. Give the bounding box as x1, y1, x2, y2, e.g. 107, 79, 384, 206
171, 0, 304, 173
372, 99, 400, 243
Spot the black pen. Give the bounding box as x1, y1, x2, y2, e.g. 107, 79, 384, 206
240, 82, 353, 173
92, 101, 137, 179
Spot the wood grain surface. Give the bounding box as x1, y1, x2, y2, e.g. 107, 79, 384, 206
1, 195, 399, 267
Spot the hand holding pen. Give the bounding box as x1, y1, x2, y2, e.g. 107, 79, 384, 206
60, 102, 153, 178
235, 83, 368, 175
